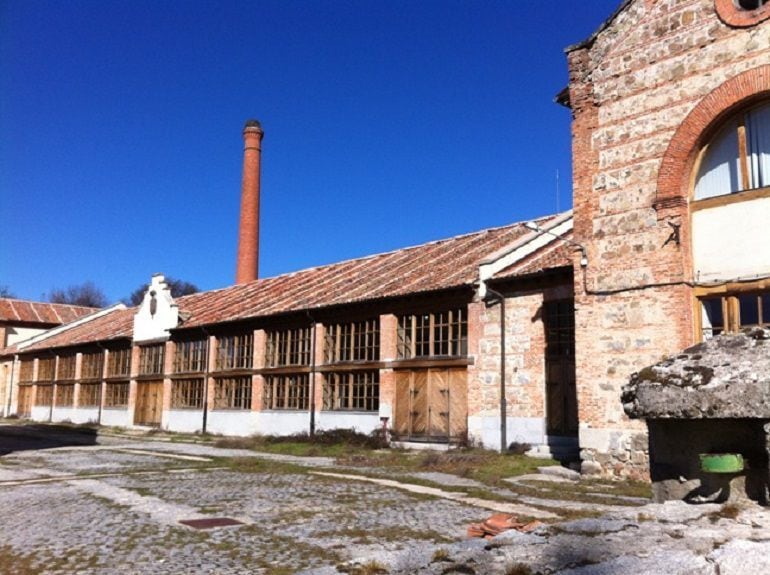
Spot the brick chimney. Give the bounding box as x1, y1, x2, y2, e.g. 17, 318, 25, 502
235, 119, 264, 284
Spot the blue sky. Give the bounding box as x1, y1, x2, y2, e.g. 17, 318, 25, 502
1, 0, 620, 303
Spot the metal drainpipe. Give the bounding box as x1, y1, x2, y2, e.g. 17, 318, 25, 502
485, 287, 507, 454
306, 311, 317, 438
6, 354, 18, 417
200, 327, 211, 435
95, 342, 108, 426
47, 350, 56, 423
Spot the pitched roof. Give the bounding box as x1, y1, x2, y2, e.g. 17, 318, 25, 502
0, 298, 98, 325
5, 212, 570, 354
10, 307, 134, 354
175, 214, 563, 328
492, 232, 576, 280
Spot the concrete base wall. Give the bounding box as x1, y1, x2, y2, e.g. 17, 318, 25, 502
30, 406, 50, 421
100, 408, 131, 428
316, 412, 380, 434
205, 410, 262, 436
255, 411, 310, 436
468, 415, 546, 450
165, 410, 204, 434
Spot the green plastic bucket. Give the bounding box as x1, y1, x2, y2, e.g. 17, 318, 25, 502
699, 453, 744, 474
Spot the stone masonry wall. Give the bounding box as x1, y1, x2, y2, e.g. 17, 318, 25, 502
568, 0, 770, 477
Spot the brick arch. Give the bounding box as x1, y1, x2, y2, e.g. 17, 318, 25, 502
654, 65, 770, 208
715, 0, 770, 27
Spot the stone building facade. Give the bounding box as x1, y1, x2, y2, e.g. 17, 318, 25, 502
1, 0, 768, 477
565, 0, 770, 477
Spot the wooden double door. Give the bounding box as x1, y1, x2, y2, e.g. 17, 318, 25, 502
394, 368, 467, 441
134, 381, 163, 426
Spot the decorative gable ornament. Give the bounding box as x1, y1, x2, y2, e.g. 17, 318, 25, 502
133, 274, 179, 343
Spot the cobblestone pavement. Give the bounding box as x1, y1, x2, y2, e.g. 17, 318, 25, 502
0, 427, 485, 574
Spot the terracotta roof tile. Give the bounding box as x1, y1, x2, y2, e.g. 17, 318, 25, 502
0, 298, 98, 325
16, 308, 134, 353
176, 215, 561, 328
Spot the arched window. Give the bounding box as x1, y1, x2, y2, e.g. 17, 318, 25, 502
694, 101, 770, 200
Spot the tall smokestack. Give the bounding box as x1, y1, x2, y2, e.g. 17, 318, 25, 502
236, 119, 264, 284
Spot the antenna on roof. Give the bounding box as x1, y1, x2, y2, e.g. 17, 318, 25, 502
556, 169, 560, 213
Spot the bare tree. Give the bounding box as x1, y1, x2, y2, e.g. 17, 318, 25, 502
126, 277, 199, 306
48, 282, 108, 308
0, 286, 15, 298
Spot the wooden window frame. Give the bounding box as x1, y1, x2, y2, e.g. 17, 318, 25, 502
55, 383, 75, 407
695, 281, 770, 340
19, 359, 34, 383
80, 351, 104, 381
139, 344, 165, 376
78, 383, 101, 407
397, 308, 467, 359
213, 376, 252, 410
265, 328, 311, 368
107, 347, 132, 378
104, 381, 130, 408
692, 101, 770, 206
323, 371, 379, 412
216, 333, 254, 371
324, 319, 380, 364
35, 384, 53, 406
263, 374, 310, 410
171, 378, 205, 409
36, 357, 55, 382
174, 339, 208, 373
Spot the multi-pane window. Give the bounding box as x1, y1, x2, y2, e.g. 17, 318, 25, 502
107, 348, 132, 377
104, 381, 129, 407
79, 383, 101, 407
174, 339, 208, 373
397, 309, 467, 359
37, 357, 55, 381
265, 328, 311, 367
263, 374, 310, 410
323, 371, 379, 411
35, 385, 53, 406
81, 351, 104, 380
324, 319, 379, 363
700, 290, 770, 339
544, 299, 575, 358
19, 359, 34, 383
139, 344, 165, 375
56, 384, 75, 406
171, 378, 205, 409
694, 101, 770, 200
213, 376, 252, 409
56, 354, 76, 381
216, 333, 254, 370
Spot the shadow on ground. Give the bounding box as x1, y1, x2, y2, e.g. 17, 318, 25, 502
0, 423, 98, 456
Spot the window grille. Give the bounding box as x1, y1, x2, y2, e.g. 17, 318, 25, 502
174, 339, 208, 373
171, 378, 205, 409
19, 359, 34, 383
81, 352, 104, 380
265, 328, 311, 367
324, 319, 379, 363
37, 357, 55, 381
213, 376, 252, 410
35, 384, 53, 406
323, 371, 379, 411
397, 308, 467, 359
107, 348, 132, 377
139, 344, 165, 375
79, 383, 101, 407
56, 354, 76, 381
216, 333, 254, 370
104, 381, 129, 407
263, 374, 310, 410
56, 384, 75, 406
